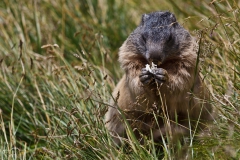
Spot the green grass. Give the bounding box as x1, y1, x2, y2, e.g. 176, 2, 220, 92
0, 0, 239, 159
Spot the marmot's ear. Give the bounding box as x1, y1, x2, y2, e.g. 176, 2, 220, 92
169, 13, 177, 23
141, 14, 149, 25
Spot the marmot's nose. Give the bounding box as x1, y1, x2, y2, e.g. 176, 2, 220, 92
148, 58, 162, 66
147, 50, 162, 62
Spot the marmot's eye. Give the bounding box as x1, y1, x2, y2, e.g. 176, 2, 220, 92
167, 35, 173, 42
166, 34, 174, 44
142, 34, 146, 43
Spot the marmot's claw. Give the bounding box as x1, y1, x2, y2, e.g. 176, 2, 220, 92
140, 68, 168, 85
139, 68, 154, 85
152, 68, 168, 83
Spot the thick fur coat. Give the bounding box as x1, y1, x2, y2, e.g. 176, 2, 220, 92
105, 11, 212, 145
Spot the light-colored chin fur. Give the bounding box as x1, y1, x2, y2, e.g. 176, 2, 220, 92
105, 37, 212, 146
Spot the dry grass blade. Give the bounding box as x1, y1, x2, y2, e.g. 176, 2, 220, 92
0, 0, 239, 159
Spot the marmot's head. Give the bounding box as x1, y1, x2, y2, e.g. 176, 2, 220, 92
127, 11, 192, 65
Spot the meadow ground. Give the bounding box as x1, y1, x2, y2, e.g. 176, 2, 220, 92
0, 0, 239, 159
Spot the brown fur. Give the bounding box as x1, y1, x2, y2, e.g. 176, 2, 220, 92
105, 17, 212, 146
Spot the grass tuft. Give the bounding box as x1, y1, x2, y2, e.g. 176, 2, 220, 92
0, 0, 239, 159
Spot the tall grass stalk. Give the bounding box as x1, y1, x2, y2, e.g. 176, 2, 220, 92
0, 0, 239, 159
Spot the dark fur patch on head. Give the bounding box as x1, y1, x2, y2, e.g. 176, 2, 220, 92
127, 11, 192, 64
141, 11, 177, 29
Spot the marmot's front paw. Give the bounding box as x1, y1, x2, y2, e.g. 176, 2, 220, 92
139, 68, 154, 85
152, 68, 168, 84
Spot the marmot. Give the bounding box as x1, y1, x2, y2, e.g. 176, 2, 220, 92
105, 11, 212, 145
